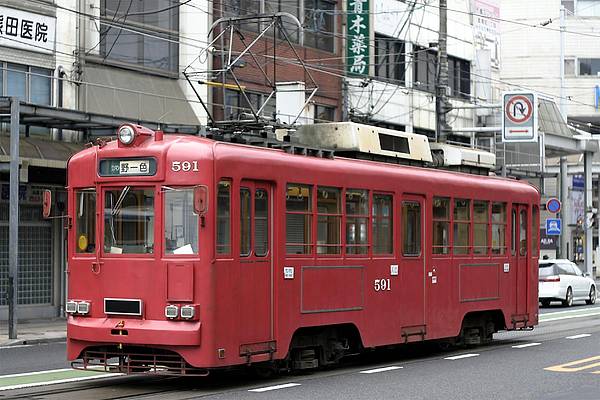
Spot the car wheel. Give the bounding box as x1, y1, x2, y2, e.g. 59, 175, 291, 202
562, 287, 573, 307
541, 300, 551, 307
586, 286, 596, 305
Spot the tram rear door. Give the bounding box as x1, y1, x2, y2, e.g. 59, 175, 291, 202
511, 204, 529, 319
238, 180, 273, 346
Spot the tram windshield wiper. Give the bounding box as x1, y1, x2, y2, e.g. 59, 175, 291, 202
111, 186, 131, 216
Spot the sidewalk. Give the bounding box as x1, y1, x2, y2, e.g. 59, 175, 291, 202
0, 318, 66, 347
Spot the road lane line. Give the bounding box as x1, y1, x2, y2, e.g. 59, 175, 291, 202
0, 344, 36, 350
0, 373, 116, 392
566, 334, 592, 340
0, 369, 73, 379
444, 353, 479, 360
248, 383, 301, 393
512, 343, 542, 349
540, 308, 600, 323
359, 366, 403, 374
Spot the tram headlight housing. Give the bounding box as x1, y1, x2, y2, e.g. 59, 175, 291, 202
180, 305, 195, 320
117, 125, 136, 145
77, 301, 91, 315
66, 301, 78, 314
165, 305, 179, 319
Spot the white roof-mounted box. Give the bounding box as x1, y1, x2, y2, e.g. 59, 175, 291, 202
289, 122, 433, 164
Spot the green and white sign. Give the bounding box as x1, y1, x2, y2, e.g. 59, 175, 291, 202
346, 0, 370, 76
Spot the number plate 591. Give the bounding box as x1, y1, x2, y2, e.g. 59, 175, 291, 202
374, 278, 391, 291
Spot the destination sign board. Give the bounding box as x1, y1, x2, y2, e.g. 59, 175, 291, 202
99, 158, 157, 177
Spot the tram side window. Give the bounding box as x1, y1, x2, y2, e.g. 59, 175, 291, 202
491, 202, 507, 255
372, 194, 393, 255
402, 201, 421, 256
511, 209, 517, 255
346, 189, 369, 255
532, 206, 539, 257
240, 188, 251, 256
216, 181, 231, 255
75, 190, 96, 254
164, 188, 198, 255
520, 209, 528, 256
473, 200, 489, 255
453, 199, 471, 255
432, 197, 450, 255
254, 189, 268, 256
317, 187, 341, 255
104, 187, 155, 254
286, 184, 312, 255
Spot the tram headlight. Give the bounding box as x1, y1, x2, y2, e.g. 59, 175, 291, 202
66, 301, 78, 314
165, 305, 179, 319
77, 301, 91, 315
180, 305, 195, 320
117, 125, 136, 145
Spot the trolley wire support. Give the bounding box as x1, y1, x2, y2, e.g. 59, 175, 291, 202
183, 12, 319, 137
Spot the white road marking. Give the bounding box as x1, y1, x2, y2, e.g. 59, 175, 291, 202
0, 368, 73, 379
0, 344, 36, 350
512, 343, 542, 349
248, 383, 301, 393
566, 334, 592, 340
444, 353, 480, 361
0, 374, 116, 392
359, 366, 403, 374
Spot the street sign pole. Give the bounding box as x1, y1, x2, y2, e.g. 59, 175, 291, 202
8, 97, 19, 340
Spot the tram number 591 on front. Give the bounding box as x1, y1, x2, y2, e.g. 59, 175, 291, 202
374, 278, 391, 292
171, 160, 199, 172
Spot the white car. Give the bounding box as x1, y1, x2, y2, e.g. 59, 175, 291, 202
539, 259, 596, 307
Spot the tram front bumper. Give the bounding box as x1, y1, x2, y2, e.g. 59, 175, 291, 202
67, 316, 201, 346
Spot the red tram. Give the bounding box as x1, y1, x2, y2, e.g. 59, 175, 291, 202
64, 124, 540, 374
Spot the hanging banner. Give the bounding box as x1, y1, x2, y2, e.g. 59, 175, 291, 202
346, 0, 370, 76
0, 6, 56, 54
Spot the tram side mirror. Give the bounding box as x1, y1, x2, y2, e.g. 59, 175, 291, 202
42, 189, 52, 219
193, 186, 208, 216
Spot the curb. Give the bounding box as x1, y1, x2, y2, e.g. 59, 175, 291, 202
0, 336, 67, 347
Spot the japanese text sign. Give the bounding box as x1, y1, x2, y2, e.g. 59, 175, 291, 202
0, 7, 56, 54
346, 0, 370, 76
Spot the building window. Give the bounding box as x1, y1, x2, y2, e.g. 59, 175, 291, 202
2, 63, 52, 105
577, 0, 600, 16
223, 0, 335, 52
224, 89, 276, 121
375, 34, 405, 84
304, 0, 335, 52
562, 0, 575, 13
564, 58, 576, 76
100, 0, 179, 73
578, 58, 600, 75
314, 104, 335, 122
413, 47, 471, 99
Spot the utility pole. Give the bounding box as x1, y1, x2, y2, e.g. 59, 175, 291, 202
8, 97, 20, 340
436, 0, 451, 142
559, 5, 569, 260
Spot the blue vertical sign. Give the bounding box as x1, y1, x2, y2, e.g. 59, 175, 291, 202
546, 218, 562, 236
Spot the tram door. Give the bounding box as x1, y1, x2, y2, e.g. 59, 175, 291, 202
238, 181, 273, 345
511, 205, 529, 316
399, 195, 426, 330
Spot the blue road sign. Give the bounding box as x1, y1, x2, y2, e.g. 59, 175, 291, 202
546, 218, 561, 235
546, 198, 561, 214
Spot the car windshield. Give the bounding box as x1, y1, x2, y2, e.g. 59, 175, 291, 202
539, 263, 557, 277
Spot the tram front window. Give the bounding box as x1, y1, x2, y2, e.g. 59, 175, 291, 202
104, 187, 155, 254
164, 187, 199, 255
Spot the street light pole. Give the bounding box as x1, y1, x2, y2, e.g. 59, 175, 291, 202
8, 97, 20, 340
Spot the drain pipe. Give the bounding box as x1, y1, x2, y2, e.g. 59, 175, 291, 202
56, 66, 67, 141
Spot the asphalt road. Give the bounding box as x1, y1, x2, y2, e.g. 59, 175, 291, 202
1, 302, 599, 400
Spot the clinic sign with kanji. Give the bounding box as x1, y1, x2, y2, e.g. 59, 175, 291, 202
346, 0, 370, 76
502, 92, 538, 143
0, 7, 56, 54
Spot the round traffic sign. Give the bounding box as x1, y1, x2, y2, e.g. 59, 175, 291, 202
505, 95, 533, 124
546, 198, 561, 214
